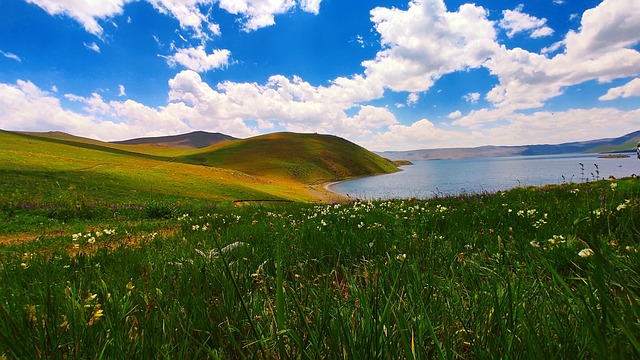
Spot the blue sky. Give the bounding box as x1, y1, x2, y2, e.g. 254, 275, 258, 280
0, 0, 639, 150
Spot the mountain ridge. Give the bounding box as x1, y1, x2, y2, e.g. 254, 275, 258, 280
376, 130, 640, 161
111, 131, 236, 149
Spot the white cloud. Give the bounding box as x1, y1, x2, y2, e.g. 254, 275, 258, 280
84, 42, 100, 53
65, 92, 112, 115
447, 110, 462, 119
463, 92, 480, 104
166, 70, 390, 138
6, 0, 640, 151
599, 78, 640, 100
166, 46, 231, 72
0, 50, 21, 62
27, 0, 322, 41
208, 23, 221, 36
299, 0, 322, 14
147, 0, 215, 40
477, 0, 640, 118
363, 0, 499, 93
498, 5, 554, 38
406, 93, 419, 106
25, 0, 130, 36
531, 27, 554, 38
0, 80, 117, 138
118, 85, 127, 97
217, 0, 296, 31
480, 108, 640, 147
0, 79, 254, 140
563, 0, 640, 59
364, 107, 640, 151
541, 41, 563, 55
351, 105, 397, 129
362, 118, 473, 151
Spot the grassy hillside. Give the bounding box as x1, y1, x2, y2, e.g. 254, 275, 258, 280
180, 132, 399, 183
17, 131, 195, 157
0, 130, 396, 207
0, 130, 314, 205
588, 130, 640, 153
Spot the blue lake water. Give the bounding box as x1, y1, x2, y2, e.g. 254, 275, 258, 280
329, 153, 640, 200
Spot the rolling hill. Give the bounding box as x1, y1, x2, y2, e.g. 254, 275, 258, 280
377, 130, 640, 161
0, 130, 398, 203
179, 132, 399, 184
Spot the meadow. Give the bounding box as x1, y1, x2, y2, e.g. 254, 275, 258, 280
1, 173, 639, 358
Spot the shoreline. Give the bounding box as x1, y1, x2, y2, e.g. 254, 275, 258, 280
306, 182, 350, 203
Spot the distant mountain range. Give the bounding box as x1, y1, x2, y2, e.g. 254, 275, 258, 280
376, 130, 640, 161
109, 129, 640, 161
112, 131, 236, 148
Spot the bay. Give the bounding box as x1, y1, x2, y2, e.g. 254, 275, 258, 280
329, 153, 640, 200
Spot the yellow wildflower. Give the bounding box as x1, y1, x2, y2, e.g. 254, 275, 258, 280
88, 305, 104, 326
60, 315, 69, 331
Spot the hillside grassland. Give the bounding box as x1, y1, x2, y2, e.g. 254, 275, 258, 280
1, 130, 640, 358
1, 177, 640, 356
0, 131, 344, 216
180, 132, 398, 183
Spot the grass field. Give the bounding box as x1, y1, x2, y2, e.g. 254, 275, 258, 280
1, 165, 639, 358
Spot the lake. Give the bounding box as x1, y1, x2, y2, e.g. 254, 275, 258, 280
329, 153, 640, 199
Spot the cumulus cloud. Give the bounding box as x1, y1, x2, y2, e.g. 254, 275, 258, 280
8, 0, 640, 152
479, 0, 640, 118
599, 78, 640, 100
299, 0, 322, 14
0, 80, 120, 138
0, 50, 21, 62
65, 92, 112, 115
365, 107, 640, 151
363, 0, 499, 93
25, 0, 129, 36
498, 5, 554, 38
165, 46, 231, 72
118, 85, 127, 97
447, 110, 462, 119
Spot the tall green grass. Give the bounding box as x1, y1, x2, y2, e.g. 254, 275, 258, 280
0, 178, 639, 358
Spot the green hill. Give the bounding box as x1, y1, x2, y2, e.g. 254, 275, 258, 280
180, 132, 399, 184
587, 130, 640, 153
0, 130, 398, 204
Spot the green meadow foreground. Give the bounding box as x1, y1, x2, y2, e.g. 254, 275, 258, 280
1, 177, 639, 358
1, 130, 640, 358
